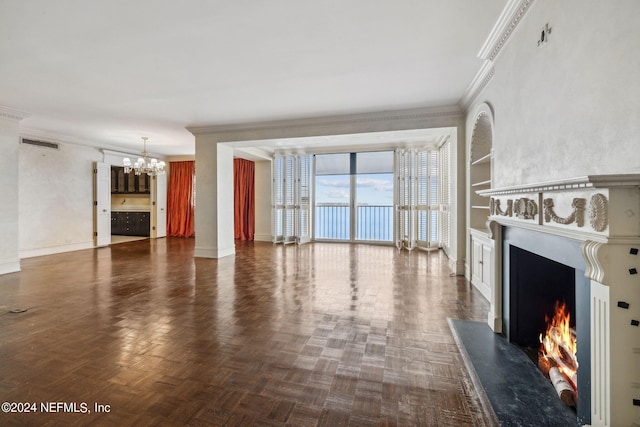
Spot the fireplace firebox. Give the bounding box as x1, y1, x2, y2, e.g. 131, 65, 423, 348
502, 226, 591, 425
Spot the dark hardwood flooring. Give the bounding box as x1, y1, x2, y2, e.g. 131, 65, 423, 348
0, 238, 491, 426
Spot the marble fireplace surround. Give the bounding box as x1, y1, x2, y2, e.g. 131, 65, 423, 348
476, 174, 640, 427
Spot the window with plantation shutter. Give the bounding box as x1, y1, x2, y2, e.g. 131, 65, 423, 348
395, 147, 447, 250
439, 141, 451, 254
272, 154, 312, 244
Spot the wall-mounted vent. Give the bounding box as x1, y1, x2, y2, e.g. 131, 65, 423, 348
20, 138, 60, 150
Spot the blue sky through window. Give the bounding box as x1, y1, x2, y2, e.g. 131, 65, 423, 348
315, 173, 394, 205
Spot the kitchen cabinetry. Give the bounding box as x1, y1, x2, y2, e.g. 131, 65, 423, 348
111, 166, 150, 194
111, 211, 150, 236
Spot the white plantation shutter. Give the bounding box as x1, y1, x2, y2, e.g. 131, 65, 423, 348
439, 141, 451, 253
272, 154, 312, 244
429, 150, 439, 246
395, 147, 445, 250
297, 155, 311, 244
416, 151, 428, 245
272, 157, 284, 243
396, 149, 415, 249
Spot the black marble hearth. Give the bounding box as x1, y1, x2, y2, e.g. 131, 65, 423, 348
449, 318, 577, 427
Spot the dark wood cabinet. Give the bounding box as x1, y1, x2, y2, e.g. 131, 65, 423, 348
111, 211, 150, 236
111, 166, 150, 194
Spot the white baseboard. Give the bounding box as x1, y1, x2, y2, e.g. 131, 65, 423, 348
253, 233, 272, 242
471, 278, 491, 302
19, 241, 94, 259
0, 259, 21, 275
448, 258, 466, 276
194, 245, 236, 259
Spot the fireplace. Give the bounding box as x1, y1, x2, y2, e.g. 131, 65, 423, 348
502, 226, 590, 424
475, 174, 640, 427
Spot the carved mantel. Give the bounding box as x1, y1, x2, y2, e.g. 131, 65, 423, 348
477, 174, 640, 242
477, 174, 640, 427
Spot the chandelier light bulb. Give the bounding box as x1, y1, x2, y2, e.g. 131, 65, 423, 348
122, 137, 165, 176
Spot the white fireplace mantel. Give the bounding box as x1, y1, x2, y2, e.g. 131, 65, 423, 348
476, 174, 640, 427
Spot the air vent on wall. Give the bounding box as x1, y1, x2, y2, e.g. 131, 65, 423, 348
20, 138, 60, 150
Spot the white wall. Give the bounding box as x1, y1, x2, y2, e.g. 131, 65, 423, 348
469, 0, 640, 187
254, 160, 272, 242
0, 117, 21, 274
19, 140, 101, 257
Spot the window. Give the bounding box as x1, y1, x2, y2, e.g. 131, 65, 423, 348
396, 147, 444, 250
315, 152, 394, 242
272, 154, 312, 244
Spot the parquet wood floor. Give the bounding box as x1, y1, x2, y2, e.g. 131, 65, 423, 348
0, 238, 492, 426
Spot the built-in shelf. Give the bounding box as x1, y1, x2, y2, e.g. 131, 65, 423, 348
472, 205, 490, 210
471, 153, 492, 166
472, 179, 492, 187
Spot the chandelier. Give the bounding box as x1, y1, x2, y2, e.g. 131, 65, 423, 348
123, 137, 166, 176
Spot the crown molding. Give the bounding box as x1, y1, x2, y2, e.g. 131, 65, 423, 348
187, 106, 463, 140
477, 174, 640, 197
478, 0, 536, 62
459, 0, 534, 111
0, 106, 31, 121
459, 61, 495, 111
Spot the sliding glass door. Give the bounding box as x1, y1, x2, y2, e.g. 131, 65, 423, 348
354, 151, 394, 242
314, 151, 394, 243
314, 153, 351, 240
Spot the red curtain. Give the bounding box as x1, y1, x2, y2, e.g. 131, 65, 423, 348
234, 158, 255, 241
167, 161, 195, 237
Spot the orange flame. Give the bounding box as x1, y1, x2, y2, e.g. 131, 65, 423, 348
539, 301, 578, 389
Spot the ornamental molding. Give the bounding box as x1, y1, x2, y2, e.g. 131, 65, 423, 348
490, 198, 512, 217
460, 62, 495, 111
478, 0, 536, 62
543, 198, 586, 227
477, 174, 640, 197
581, 240, 607, 283
514, 197, 538, 220
0, 106, 30, 121
588, 193, 609, 232
187, 106, 463, 140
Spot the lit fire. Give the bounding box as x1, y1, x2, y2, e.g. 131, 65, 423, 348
539, 301, 578, 390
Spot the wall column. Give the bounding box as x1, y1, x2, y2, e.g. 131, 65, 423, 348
0, 107, 29, 275
194, 136, 235, 258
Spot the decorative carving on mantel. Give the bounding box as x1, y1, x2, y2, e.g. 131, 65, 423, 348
514, 198, 538, 220
490, 198, 512, 217
588, 193, 609, 232
543, 198, 586, 227
581, 240, 607, 283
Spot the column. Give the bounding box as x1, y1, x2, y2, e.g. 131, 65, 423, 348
194, 136, 235, 258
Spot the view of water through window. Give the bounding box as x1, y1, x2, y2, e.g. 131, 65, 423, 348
314, 152, 394, 241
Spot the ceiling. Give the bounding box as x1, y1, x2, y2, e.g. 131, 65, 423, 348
0, 1, 507, 157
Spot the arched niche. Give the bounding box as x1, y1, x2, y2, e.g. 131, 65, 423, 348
469, 103, 494, 230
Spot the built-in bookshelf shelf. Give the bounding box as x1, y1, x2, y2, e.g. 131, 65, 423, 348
472, 179, 492, 187
471, 152, 491, 166
472, 205, 490, 210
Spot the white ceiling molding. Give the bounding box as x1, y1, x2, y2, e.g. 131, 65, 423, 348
0, 106, 30, 121
459, 61, 496, 111
232, 147, 272, 162
477, 0, 536, 62
188, 106, 462, 143
459, 0, 534, 111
